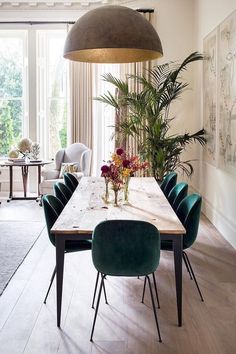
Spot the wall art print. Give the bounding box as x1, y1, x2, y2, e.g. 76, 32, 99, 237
203, 29, 217, 165
218, 10, 236, 174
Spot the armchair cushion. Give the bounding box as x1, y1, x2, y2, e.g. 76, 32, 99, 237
59, 162, 78, 178
41, 169, 59, 180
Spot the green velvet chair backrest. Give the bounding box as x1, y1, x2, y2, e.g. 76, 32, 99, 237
92, 220, 160, 277
64, 172, 79, 190
168, 182, 188, 212
160, 172, 177, 197
176, 193, 202, 249
42, 194, 64, 246
63, 173, 75, 193
53, 181, 72, 206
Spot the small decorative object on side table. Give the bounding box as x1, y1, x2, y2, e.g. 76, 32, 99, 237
30, 142, 40, 161
17, 137, 32, 159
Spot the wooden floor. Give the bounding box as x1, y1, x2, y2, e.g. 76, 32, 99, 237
0, 201, 236, 354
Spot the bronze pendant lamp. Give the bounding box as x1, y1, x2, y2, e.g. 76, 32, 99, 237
63, 5, 163, 63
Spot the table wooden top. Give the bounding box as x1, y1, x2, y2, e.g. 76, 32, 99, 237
51, 177, 186, 236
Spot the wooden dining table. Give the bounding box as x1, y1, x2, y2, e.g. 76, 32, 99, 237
51, 177, 186, 328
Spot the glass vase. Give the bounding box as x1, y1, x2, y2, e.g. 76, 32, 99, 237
103, 178, 109, 203
123, 176, 130, 203
113, 187, 119, 206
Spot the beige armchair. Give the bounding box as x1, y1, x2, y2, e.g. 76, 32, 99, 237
39, 143, 92, 196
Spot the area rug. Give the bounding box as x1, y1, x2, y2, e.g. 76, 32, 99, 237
0, 221, 45, 295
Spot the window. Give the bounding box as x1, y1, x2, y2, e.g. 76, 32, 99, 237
37, 30, 69, 160
0, 31, 27, 156
0, 27, 69, 160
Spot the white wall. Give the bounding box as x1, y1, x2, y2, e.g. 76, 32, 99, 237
195, 0, 236, 248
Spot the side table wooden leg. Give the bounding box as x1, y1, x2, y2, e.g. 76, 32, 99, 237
22, 166, 29, 198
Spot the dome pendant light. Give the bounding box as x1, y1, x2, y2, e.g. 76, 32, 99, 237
63, 5, 163, 63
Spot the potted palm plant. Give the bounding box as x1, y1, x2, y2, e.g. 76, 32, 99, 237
96, 52, 206, 182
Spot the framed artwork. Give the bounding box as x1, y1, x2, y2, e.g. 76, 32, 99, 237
203, 29, 217, 165
218, 10, 236, 174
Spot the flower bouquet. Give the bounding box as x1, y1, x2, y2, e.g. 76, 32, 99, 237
101, 148, 149, 205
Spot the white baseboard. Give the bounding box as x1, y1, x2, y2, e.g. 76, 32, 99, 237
189, 184, 236, 249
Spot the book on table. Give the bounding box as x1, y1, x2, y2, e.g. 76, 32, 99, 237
8, 158, 25, 163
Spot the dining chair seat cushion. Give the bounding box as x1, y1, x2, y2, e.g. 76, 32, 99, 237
92, 220, 160, 277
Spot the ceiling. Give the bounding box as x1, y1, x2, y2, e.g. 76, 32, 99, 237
0, 0, 135, 10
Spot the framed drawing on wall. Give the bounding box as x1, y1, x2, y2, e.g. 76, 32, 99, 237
218, 10, 236, 174
203, 28, 217, 165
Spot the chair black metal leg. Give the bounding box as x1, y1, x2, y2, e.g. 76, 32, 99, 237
146, 275, 162, 343
44, 265, 56, 304
92, 272, 108, 309
152, 273, 160, 309
102, 277, 108, 304
183, 251, 204, 302
183, 251, 193, 280
141, 276, 147, 303
141, 274, 160, 309
90, 274, 106, 342
92, 271, 100, 309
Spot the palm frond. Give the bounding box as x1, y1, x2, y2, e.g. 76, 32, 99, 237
95, 91, 119, 109
101, 73, 129, 95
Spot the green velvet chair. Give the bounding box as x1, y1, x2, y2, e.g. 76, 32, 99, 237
53, 181, 72, 206
64, 172, 79, 193
167, 182, 188, 212
42, 194, 92, 304
160, 172, 177, 197
90, 219, 162, 343
162, 193, 204, 301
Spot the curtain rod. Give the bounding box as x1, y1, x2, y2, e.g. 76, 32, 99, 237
136, 9, 154, 14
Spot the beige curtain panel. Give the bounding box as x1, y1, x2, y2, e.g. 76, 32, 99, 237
69, 61, 93, 150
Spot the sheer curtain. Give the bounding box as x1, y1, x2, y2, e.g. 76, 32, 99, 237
68, 61, 93, 150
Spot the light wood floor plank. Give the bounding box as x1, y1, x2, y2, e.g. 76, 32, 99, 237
0, 209, 235, 354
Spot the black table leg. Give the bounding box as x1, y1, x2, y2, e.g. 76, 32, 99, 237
9, 165, 13, 200
37, 165, 41, 197
56, 235, 65, 328
173, 235, 183, 326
